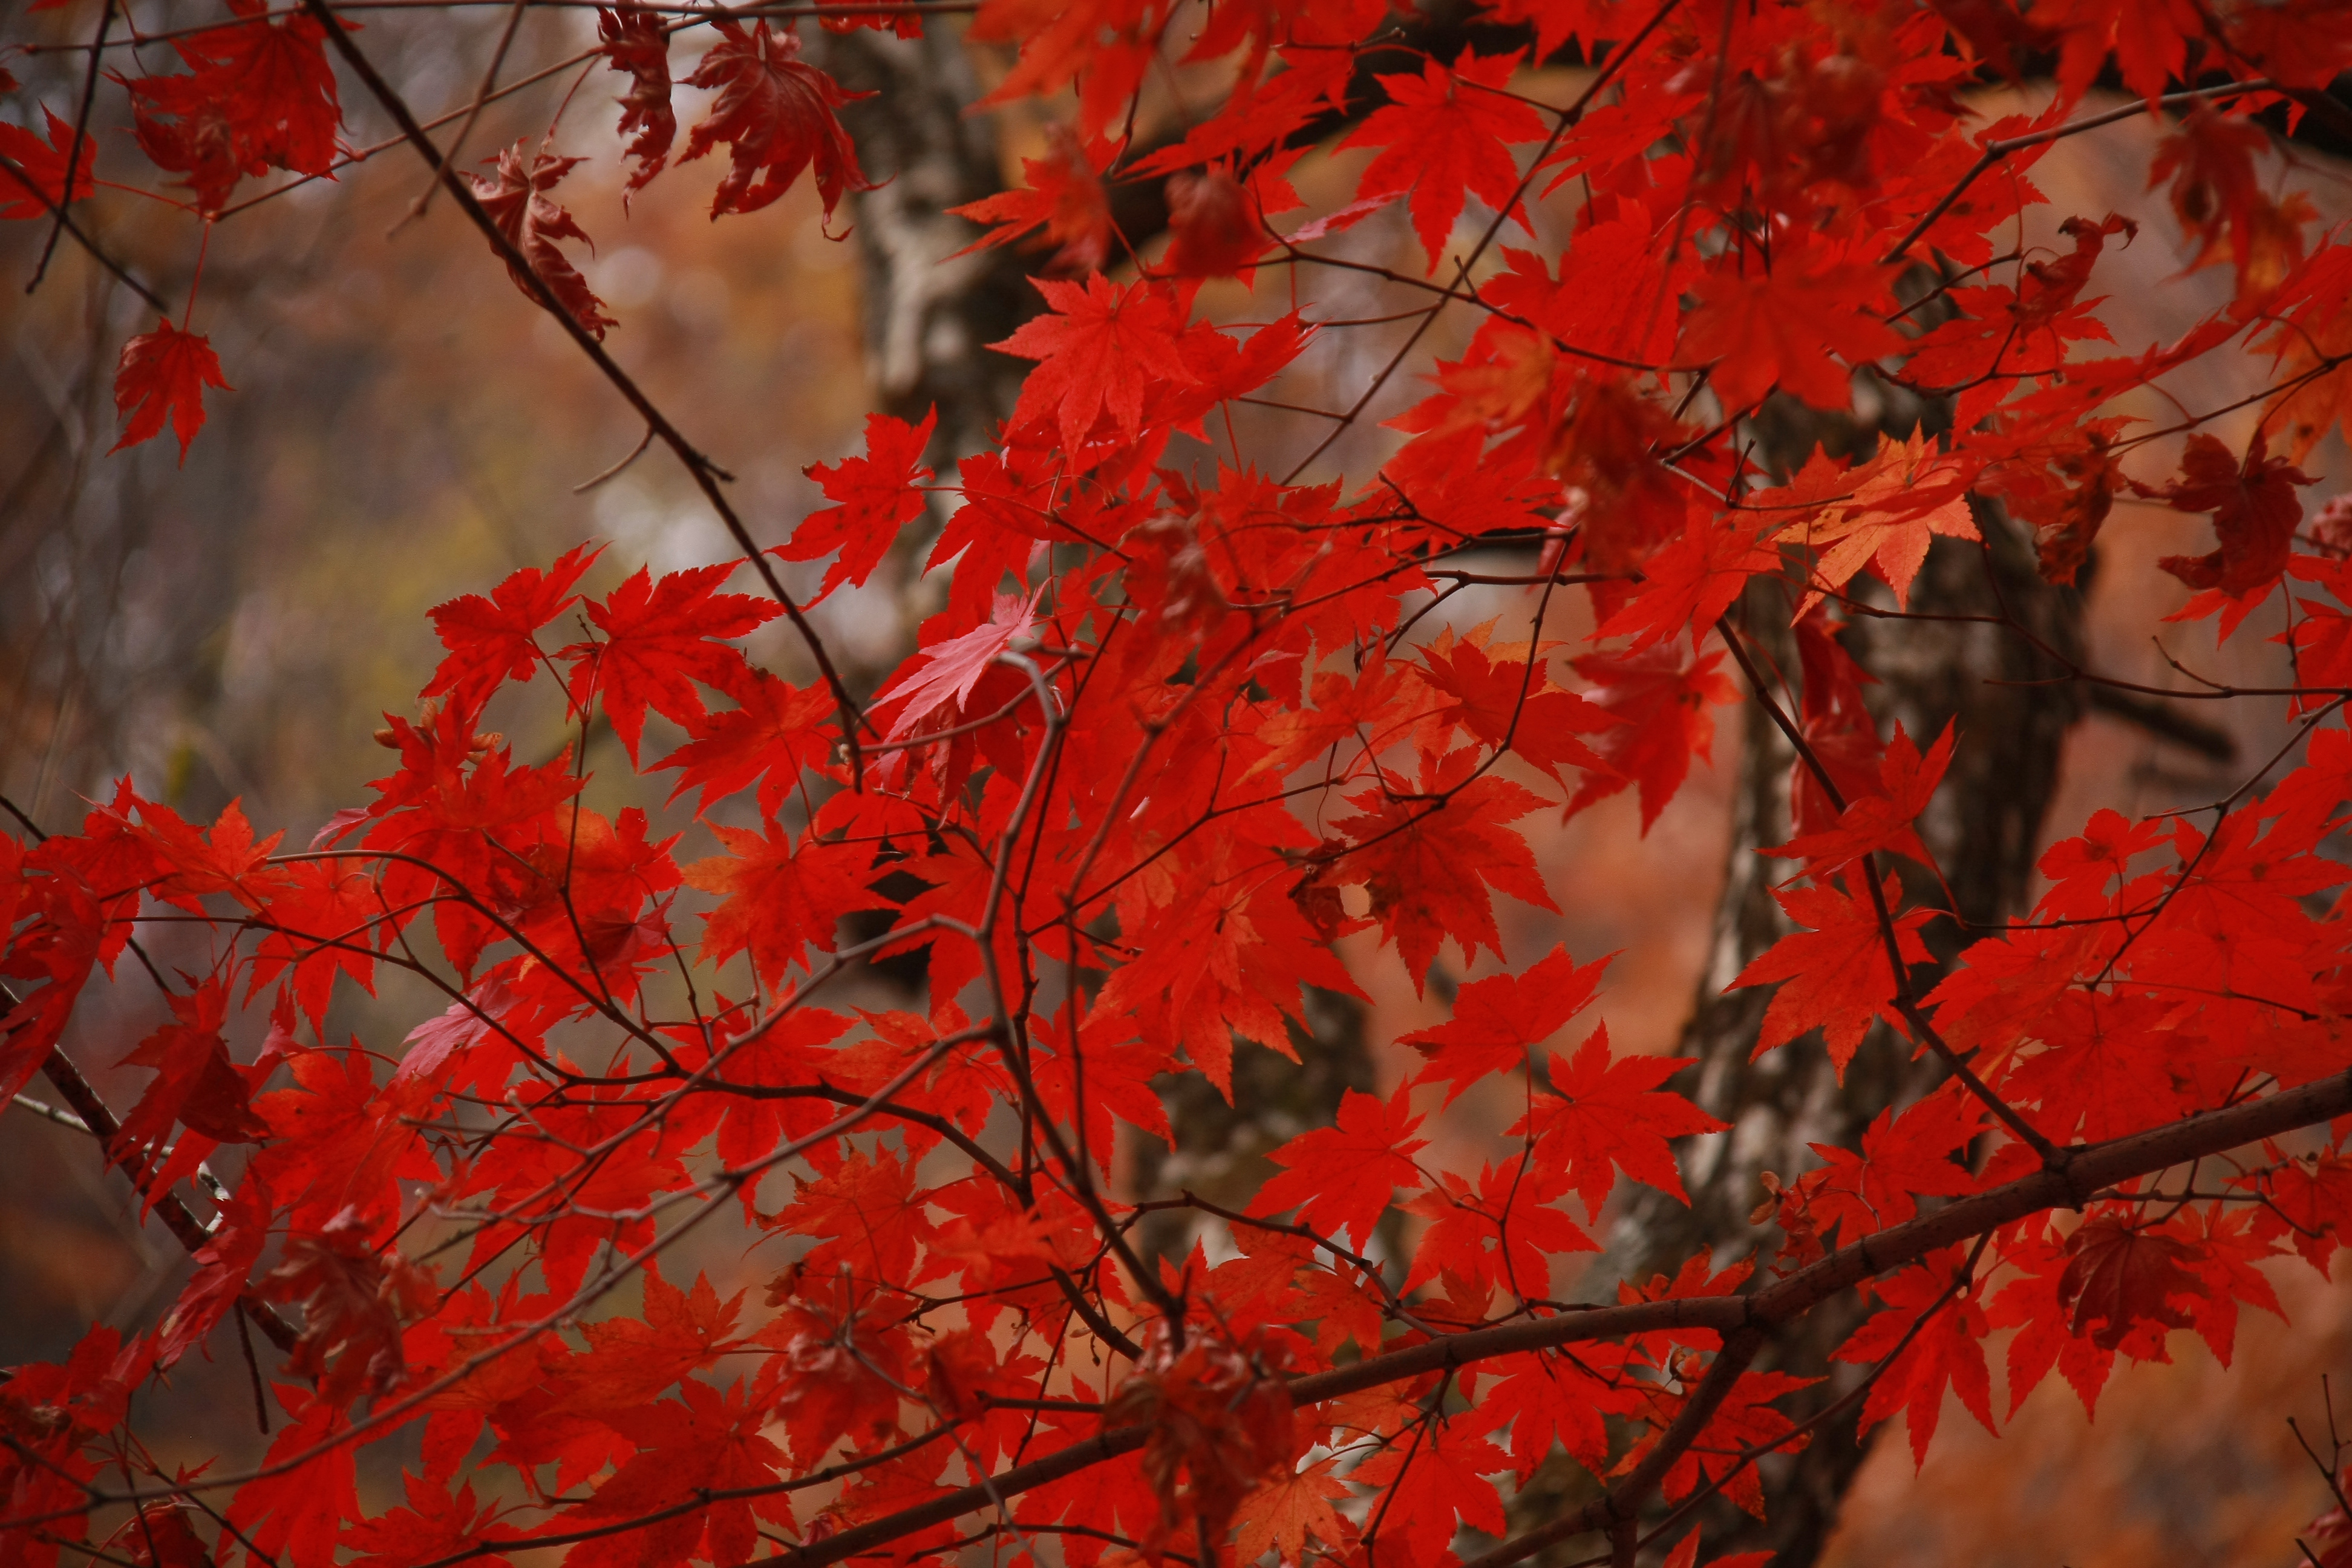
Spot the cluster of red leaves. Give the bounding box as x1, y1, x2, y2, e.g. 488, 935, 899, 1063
13, 1, 2352, 1567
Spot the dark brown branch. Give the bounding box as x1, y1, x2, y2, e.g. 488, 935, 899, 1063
11, 1025, 300, 1354
782, 1059, 2352, 1567
299, 0, 874, 769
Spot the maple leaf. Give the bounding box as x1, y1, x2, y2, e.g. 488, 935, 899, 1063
992, 273, 1200, 451
876, 587, 1044, 739
112, 978, 270, 1178
1797, 1089, 1981, 1245
112, 322, 232, 464
552, 1377, 794, 1567
1678, 252, 1903, 413
773, 1145, 933, 1280
598, 4, 675, 198
566, 563, 780, 762
1318, 757, 1557, 988
468, 140, 618, 339
122, 1507, 209, 1568
224, 1386, 361, 1563
2145, 430, 2314, 612
1249, 1085, 1428, 1248
2056, 1214, 2200, 1352
1401, 1157, 1593, 1298
1762, 721, 1954, 874
122, 0, 341, 211
1834, 1249, 1996, 1469
763, 1270, 912, 1464
1596, 516, 1779, 651
1774, 431, 1981, 615
1345, 1416, 1510, 1563
2150, 106, 2314, 305
1731, 874, 1932, 1076
1233, 1457, 1353, 1567
422, 541, 603, 715
1338, 47, 1546, 274
1510, 1022, 1723, 1218
0, 107, 96, 220
655, 665, 835, 820
260, 1206, 437, 1409
344, 1475, 515, 1568
154, 1172, 272, 1368
679, 19, 874, 221
949, 123, 1116, 273
682, 817, 882, 987
1400, 944, 1608, 1103
1410, 624, 1621, 785
1165, 165, 1279, 278
1565, 643, 1737, 832
779, 408, 939, 601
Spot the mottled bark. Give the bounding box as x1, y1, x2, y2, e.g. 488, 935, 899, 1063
811, 26, 1036, 469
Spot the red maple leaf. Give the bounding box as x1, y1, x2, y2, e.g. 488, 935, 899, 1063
112, 322, 232, 463
566, 563, 781, 762
875, 587, 1044, 740
682, 818, 883, 987
2056, 1215, 2200, 1352
1565, 642, 1737, 832
1797, 1089, 1981, 1245
1400, 944, 1609, 1103
1731, 874, 1932, 1076
779, 408, 939, 601
1772, 431, 1982, 615
123, 0, 341, 211
992, 273, 1201, 451
0, 107, 96, 220
680, 19, 874, 221
1833, 1248, 1995, 1469
1164, 165, 1276, 278
1677, 251, 1903, 413
111, 979, 270, 1181
598, 4, 675, 198
343, 1475, 516, 1568
1510, 1022, 1723, 1218
655, 665, 836, 820
2151, 106, 2315, 305
1248, 1084, 1429, 1248
549, 1376, 794, 1564
1338, 47, 1547, 275
258, 1207, 436, 1410
1400, 1157, 1593, 1298
423, 541, 603, 715
1318, 755, 1558, 989
1345, 1417, 1510, 1563
467, 139, 618, 338
226, 1387, 359, 1567
1763, 720, 1954, 874
948, 123, 1117, 273
2145, 429, 2314, 613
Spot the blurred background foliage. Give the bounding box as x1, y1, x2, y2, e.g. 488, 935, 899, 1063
5, 7, 2352, 1560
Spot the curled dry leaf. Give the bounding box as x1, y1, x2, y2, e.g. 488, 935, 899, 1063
598, 4, 675, 199
680, 19, 874, 223
259, 1206, 436, 1408
468, 139, 619, 339
1105, 1320, 1296, 1566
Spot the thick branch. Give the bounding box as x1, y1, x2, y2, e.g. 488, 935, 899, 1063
785, 1062, 2352, 1567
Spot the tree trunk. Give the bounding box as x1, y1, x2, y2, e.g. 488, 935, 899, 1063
1574, 434, 2089, 1561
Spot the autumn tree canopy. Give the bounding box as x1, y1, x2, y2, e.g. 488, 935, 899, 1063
8, 1, 2352, 1566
